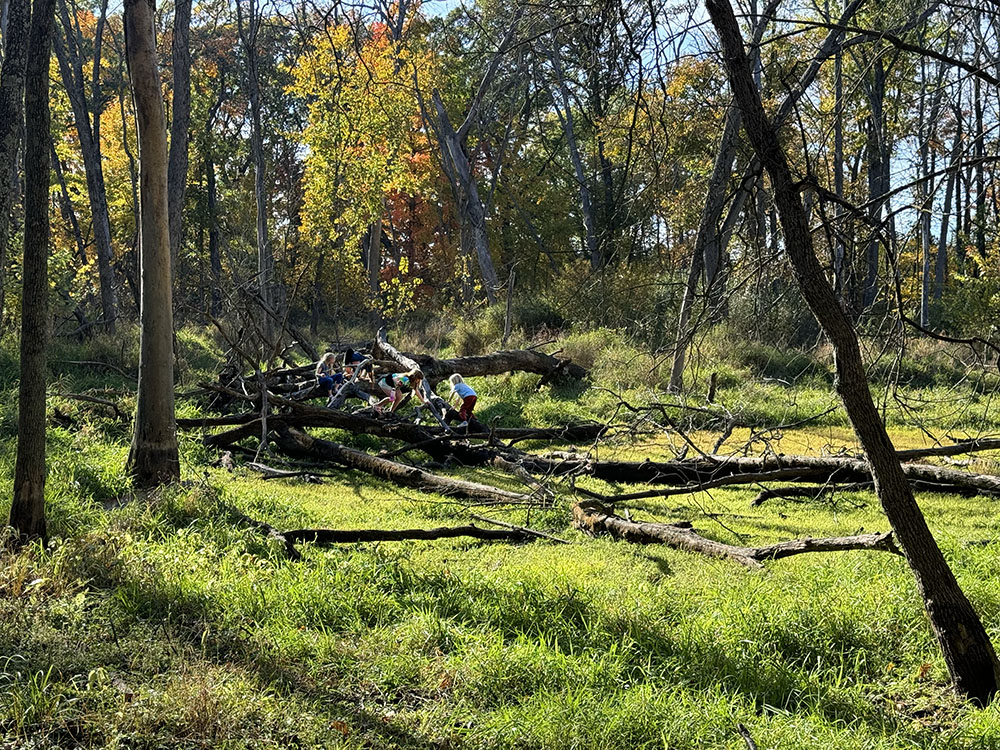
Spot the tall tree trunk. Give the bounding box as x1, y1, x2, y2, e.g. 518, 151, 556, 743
237, 0, 274, 343
207, 147, 221, 317
832, 2, 845, 298
53, 0, 118, 330
668, 106, 741, 393
9, 0, 54, 540
861, 58, 886, 312
364, 200, 383, 320
125, 0, 180, 488
973, 74, 985, 261
0, 0, 29, 324
550, 36, 600, 271
167, 0, 191, 277
707, 0, 1000, 704
934, 132, 958, 307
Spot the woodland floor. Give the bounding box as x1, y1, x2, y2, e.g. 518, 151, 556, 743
3, 328, 1000, 748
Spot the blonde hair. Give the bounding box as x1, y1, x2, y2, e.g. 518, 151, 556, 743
448, 373, 464, 387
316, 352, 337, 375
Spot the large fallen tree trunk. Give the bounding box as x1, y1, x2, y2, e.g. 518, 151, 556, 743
522, 453, 1000, 496
272, 425, 540, 505
284, 525, 537, 545
572, 500, 901, 569
375, 327, 587, 384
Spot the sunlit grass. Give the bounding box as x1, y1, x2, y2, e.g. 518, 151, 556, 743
3, 329, 1000, 747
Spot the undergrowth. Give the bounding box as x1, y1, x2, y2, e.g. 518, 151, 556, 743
2, 324, 1000, 748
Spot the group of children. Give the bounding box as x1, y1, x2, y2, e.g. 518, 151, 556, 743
314, 350, 477, 427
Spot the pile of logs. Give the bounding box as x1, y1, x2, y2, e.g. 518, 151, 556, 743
183, 330, 1000, 566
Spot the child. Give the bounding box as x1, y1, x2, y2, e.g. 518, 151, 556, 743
375, 368, 423, 413
343, 347, 374, 383
448, 373, 477, 427
315, 352, 344, 405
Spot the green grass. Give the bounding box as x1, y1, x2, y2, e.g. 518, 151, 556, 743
3, 328, 1000, 747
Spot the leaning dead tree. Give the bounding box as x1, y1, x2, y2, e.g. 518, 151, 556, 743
706, 0, 1000, 703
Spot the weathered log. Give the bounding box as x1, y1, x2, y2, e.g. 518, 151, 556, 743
469, 513, 569, 544
284, 525, 535, 545
374, 327, 587, 385
571, 500, 901, 569
272, 425, 538, 506
523, 453, 1000, 497
750, 484, 871, 506
896, 438, 1000, 462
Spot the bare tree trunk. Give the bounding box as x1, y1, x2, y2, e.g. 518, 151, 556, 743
550, 35, 599, 271
237, 0, 273, 342
125, 0, 180, 488
364, 200, 383, 320
832, 0, 845, 297
934, 132, 958, 306
668, 106, 741, 393
707, 0, 1000, 704
0, 0, 29, 323
10, 0, 54, 540
53, 0, 118, 330
167, 0, 191, 277
973, 74, 985, 261
207, 147, 221, 317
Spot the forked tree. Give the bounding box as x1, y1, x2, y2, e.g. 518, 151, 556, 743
124, 0, 180, 487
9, 0, 56, 540
705, 0, 1000, 704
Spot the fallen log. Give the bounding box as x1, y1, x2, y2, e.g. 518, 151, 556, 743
571, 500, 902, 569
896, 438, 1000, 462
750, 484, 871, 506
272, 425, 539, 506
469, 513, 569, 543
284, 525, 537, 545
521, 453, 1000, 497
193, 399, 603, 461
374, 327, 587, 385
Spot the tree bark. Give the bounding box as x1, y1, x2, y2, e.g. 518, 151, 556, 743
125, 0, 180, 487
0, 0, 29, 323
237, 0, 274, 342
375, 327, 587, 384
572, 501, 900, 569
550, 35, 600, 271
53, 0, 118, 330
167, 0, 191, 276
272, 425, 536, 505
9, 0, 54, 541
706, 0, 1000, 703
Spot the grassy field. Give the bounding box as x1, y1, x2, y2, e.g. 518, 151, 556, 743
4, 328, 1000, 748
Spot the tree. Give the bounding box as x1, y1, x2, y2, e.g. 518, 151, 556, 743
125, 0, 180, 487
706, 0, 1000, 704
167, 0, 192, 274
0, 0, 30, 322
53, 0, 119, 330
9, 0, 55, 540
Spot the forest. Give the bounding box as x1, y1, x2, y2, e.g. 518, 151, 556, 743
4, 0, 1000, 746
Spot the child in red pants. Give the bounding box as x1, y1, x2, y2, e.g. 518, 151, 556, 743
448, 374, 477, 427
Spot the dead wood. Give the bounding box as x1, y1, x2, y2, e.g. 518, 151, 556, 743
571, 500, 901, 569
751, 484, 871, 506
374, 327, 587, 385
283, 524, 536, 545
469, 513, 569, 544
896, 438, 1000, 462
58, 392, 127, 420
271, 425, 539, 506
522, 453, 1000, 497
